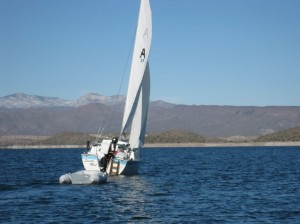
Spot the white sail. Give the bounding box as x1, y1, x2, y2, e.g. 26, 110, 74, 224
129, 62, 150, 148
121, 0, 152, 148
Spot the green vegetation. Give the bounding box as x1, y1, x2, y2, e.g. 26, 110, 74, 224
145, 129, 207, 143
255, 127, 300, 142
35, 132, 92, 145
1, 127, 300, 147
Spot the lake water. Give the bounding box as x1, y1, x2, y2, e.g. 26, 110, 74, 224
1, 146, 300, 223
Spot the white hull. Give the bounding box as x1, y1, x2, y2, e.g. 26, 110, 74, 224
81, 149, 140, 176
81, 154, 101, 171
106, 158, 140, 176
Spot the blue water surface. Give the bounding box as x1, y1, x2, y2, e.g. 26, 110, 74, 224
0, 146, 300, 223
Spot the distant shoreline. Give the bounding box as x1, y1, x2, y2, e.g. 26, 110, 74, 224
1, 142, 300, 149
145, 142, 300, 148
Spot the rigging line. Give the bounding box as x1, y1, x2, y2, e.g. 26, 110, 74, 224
95, 115, 104, 138
106, 33, 136, 135
95, 29, 137, 142
94, 117, 105, 143
96, 126, 106, 143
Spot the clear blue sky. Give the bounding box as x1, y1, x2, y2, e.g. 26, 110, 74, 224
1, 0, 299, 106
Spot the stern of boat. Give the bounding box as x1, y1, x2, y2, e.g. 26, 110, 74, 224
107, 158, 140, 176
81, 154, 100, 171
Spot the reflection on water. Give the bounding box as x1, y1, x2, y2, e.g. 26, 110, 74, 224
106, 175, 152, 220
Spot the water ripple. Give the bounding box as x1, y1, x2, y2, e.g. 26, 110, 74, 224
1, 147, 300, 223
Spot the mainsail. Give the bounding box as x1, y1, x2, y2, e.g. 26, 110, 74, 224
121, 0, 152, 149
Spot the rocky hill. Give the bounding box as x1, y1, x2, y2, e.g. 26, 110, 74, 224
34, 132, 93, 145
147, 103, 300, 137
1, 127, 299, 147
0, 132, 106, 147
255, 127, 300, 142
1, 93, 300, 137
146, 129, 207, 143
0, 130, 220, 147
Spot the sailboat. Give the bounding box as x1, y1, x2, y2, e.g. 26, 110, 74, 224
81, 0, 152, 176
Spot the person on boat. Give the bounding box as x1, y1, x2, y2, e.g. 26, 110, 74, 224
106, 137, 118, 162
100, 154, 108, 172
110, 136, 119, 155
111, 137, 118, 150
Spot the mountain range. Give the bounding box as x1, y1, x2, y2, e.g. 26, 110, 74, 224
1, 93, 300, 137
0, 93, 125, 108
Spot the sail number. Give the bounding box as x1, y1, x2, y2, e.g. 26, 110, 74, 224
140, 48, 146, 62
